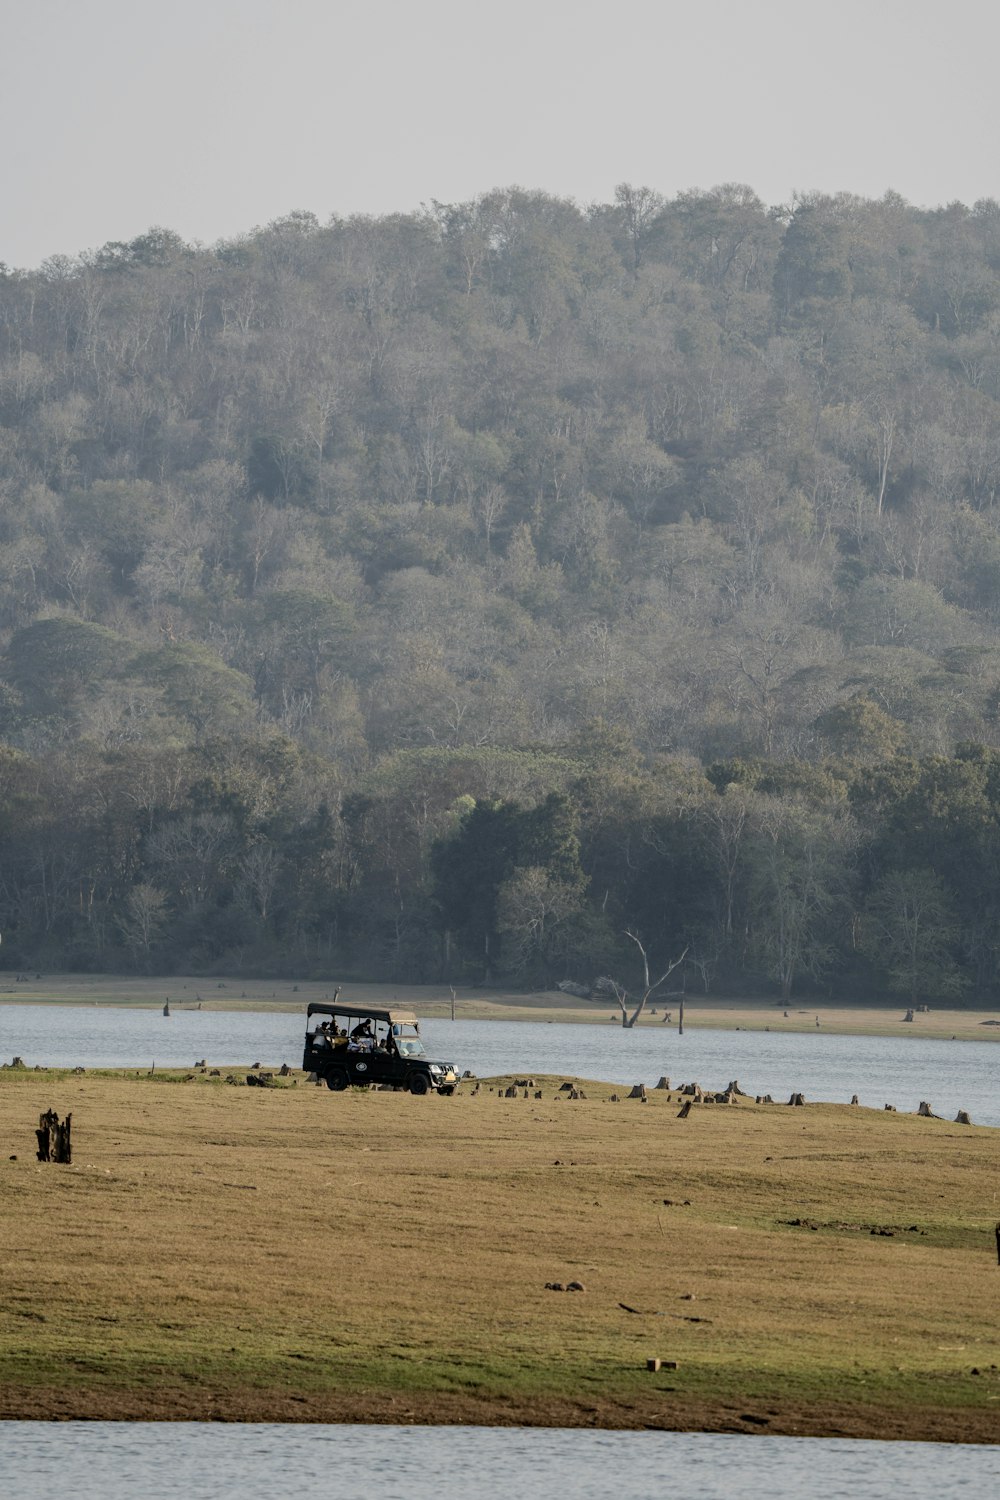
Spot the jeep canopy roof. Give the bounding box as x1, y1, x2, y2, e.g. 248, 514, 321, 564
306, 1002, 420, 1027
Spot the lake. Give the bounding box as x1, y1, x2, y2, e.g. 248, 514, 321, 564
0, 1423, 997, 1500
0, 1005, 996, 1125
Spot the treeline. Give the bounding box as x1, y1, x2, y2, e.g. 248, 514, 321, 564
2, 184, 1000, 992
1, 732, 998, 1005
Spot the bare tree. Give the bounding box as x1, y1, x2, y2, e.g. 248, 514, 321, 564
609, 931, 688, 1028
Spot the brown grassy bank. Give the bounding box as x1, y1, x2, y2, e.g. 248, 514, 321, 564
0, 1069, 998, 1440
2, 972, 1000, 1042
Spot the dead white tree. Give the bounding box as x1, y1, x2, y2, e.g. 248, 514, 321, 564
609, 931, 688, 1029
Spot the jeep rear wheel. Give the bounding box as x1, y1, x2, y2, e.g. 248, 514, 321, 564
408, 1073, 429, 1096
325, 1070, 349, 1091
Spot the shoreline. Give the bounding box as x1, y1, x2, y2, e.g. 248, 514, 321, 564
1, 1384, 996, 1443
1, 974, 999, 1043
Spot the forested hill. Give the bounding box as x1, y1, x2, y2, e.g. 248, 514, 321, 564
2, 185, 1000, 998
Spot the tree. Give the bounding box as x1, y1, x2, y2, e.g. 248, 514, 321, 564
495, 866, 588, 982
607, 930, 688, 1028
747, 799, 857, 999
432, 799, 520, 979
860, 867, 965, 1003
614, 183, 665, 274
116, 882, 167, 960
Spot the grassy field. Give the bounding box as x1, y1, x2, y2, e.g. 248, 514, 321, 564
1, 1066, 998, 1439
3, 972, 1000, 1042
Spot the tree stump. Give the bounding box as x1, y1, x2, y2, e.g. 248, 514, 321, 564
655, 1076, 670, 1090
676, 1100, 693, 1118
628, 1083, 647, 1100
35, 1110, 72, 1164
850, 1094, 860, 1105
955, 1110, 971, 1125
917, 1100, 935, 1117
788, 1093, 805, 1106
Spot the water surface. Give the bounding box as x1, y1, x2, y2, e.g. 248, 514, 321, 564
1, 1006, 995, 1125
0, 1423, 997, 1500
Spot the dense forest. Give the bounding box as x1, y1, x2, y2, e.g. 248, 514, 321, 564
2, 184, 1000, 1001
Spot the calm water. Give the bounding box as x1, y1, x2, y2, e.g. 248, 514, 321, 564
0, 1424, 997, 1500
1, 1005, 997, 1125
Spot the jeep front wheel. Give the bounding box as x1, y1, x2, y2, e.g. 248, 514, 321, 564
408, 1073, 429, 1096
325, 1070, 349, 1091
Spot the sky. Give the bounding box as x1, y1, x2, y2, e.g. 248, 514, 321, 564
3, 0, 997, 269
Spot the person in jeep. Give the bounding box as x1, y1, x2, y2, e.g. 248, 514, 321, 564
303, 1001, 459, 1094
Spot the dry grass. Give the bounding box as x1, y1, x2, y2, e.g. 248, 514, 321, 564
3, 972, 1000, 1041
1, 1068, 998, 1437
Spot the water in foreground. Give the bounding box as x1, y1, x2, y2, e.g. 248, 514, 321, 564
1, 1423, 998, 1500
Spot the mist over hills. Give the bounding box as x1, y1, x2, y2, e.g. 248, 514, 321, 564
2, 184, 1000, 997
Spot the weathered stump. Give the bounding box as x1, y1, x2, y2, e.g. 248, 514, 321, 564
917, 1100, 936, 1117
35, 1110, 72, 1164
628, 1083, 647, 1100
955, 1110, 972, 1125
850, 1094, 860, 1105
655, 1076, 670, 1090
676, 1100, 693, 1119
788, 1093, 805, 1106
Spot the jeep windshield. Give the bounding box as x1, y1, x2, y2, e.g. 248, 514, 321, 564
395, 1035, 426, 1057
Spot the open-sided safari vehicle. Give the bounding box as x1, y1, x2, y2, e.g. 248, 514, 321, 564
303, 1002, 459, 1094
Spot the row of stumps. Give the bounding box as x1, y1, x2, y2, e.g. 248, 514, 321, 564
36, 1110, 72, 1163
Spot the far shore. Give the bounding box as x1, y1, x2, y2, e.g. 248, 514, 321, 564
1, 973, 999, 1042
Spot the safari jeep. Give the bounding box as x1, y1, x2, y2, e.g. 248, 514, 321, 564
303, 1001, 459, 1094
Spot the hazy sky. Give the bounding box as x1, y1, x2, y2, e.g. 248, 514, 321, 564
4, 0, 997, 269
